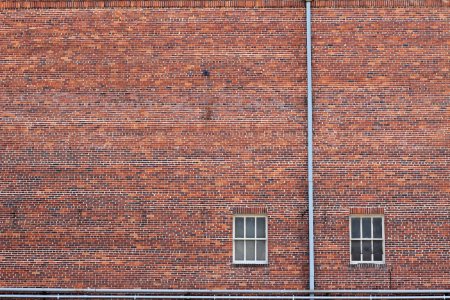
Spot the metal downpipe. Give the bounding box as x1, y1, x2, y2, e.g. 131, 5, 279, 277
305, 0, 315, 296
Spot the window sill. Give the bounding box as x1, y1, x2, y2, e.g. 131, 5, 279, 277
349, 262, 386, 269
232, 262, 268, 267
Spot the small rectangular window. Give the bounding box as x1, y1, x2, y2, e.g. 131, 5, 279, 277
350, 216, 384, 264
233, 215, 268, 264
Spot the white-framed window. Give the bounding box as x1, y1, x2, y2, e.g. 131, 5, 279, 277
350, 215, 385, 264
233, 215, 268, 264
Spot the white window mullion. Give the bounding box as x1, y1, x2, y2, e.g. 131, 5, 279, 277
360, 219, 363, 261
371, 217, 374, 261
371, 239, 374, 262
243, 217, 246, 261
254, 217, 257, 261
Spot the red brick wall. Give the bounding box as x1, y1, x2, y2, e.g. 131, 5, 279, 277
0, 4, 308, 289
313, 5, 449, 289
0, 0, 448, 290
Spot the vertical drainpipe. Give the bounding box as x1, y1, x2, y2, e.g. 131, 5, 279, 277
305, 0, 315, 297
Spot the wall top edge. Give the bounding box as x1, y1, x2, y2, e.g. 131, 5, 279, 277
0, 0, 448, 9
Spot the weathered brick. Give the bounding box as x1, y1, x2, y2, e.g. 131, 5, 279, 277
0, 0, 448, 290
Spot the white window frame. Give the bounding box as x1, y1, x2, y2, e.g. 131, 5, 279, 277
349, 215, 385, 264
233, 215, 268, 264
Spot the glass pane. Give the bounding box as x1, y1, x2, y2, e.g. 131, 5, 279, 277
362, 218, 372, 238
246, 240, 255, 260
235, 218, 244, 238
256, 240, 266, 261
351, 241, 361, 261
235, 241, 244, 261
246, 218, 255, 238
351, 218, 361, 238
373, 240, 383, 261
373, 218, 383, 238
257, 217, 266, 238
362, 240, 372, 261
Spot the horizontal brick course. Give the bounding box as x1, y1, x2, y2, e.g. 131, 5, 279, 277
349, 207, 384, 215
0, 0, 448, 9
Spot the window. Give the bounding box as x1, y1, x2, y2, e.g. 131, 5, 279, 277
350, 216, 384, 263
233, 215, 267, 264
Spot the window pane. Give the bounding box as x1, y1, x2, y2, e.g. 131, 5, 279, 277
373, 218, 383, 238
246, 217, 255, 238
351, 241, 361, 261
257, 217, 266, 238
373, 240, 383, 261
235, 218, 244, 238
362, 240, 372, 261
256, 240, 266, 261
246, 240, 255, 260
351, 218, 361, 238
362, 218, 372, 238
235, 241, 244, 261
